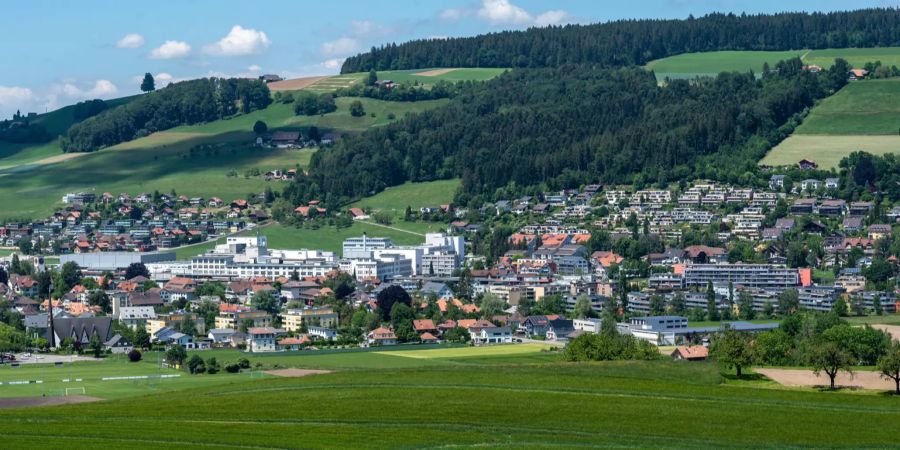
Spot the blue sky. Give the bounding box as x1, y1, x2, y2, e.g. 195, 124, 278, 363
0, 0, 894, 117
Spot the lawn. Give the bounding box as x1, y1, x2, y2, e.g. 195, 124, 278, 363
795, 79, 900, 135
760, 134, 900, 168
246, 221, 432, 254
2, 360, 900, 448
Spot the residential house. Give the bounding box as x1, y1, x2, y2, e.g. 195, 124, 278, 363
471, 326, 513, 345
366, 327, 398, 346
247, 327, 285, 352
671, 346, 709, 361
545, 318, 575, 342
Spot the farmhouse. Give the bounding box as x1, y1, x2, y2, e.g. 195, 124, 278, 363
671, 346, 709, 361
268, 131, 301, 148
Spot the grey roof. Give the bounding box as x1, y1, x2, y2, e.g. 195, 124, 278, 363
421, 282, 451, 295
24, 313, 48, 329
678, 322, 779, 335
49, 316, 112, 344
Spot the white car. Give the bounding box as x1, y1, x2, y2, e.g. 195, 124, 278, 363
21, 353, 31, 358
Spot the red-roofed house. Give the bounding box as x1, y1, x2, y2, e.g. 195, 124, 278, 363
671, 346, 709, 361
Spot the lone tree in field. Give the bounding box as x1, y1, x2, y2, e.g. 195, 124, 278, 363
710, 328, 754, 378
366, 69, 378, 86
140, 72, 155, 92
253, 120, 268, 135
349, 99, 365, 117
877, 342, 900, 394
810, 341, 854, 390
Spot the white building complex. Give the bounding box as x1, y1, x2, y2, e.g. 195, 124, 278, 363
340, 233, 465, 281
167, 236, 338, 280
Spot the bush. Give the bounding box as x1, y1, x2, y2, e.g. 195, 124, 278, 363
225, 363, 241, 373
127, 349, 142, 362
238, 358, 251, 369
187, 354, 206, 374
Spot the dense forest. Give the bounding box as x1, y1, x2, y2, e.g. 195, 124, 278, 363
61, 78, 271, 152
285, 59, 848, 208
342, 9, 900, 72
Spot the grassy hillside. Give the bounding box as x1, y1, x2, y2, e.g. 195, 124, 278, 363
762, 79, 900, 168
0, 97, 447, 221
376, 68, 507, 86
0, 96, 138, 168
795, 79, 900, 135
349, 179, 459, 211
2, 359, 899, 448
647, 47, 900, 80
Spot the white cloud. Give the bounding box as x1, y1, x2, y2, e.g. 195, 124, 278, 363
439, 8, 468, 21
116, 33, 145, 49
320, 37, 361, 57
0, 86, 34, 109
477, 0, 533, 25
350, 20, 394, 38
534, 10, 571, 26
149, 40, 191, 59
455, 0, 573, 27
247, 64, 262, 72
204, 25, 271, 56
322, 59, 343, 70
57, 79, 119, 99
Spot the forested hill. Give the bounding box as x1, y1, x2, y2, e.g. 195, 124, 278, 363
62, 78, 271, 152
341, 9, 900, 72
286, 60, 847, 208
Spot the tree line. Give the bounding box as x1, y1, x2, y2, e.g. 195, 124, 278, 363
61, 78, 272, 152
284, 60, 845, 208
342, 9, 900, 72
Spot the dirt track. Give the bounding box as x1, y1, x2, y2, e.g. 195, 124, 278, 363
0, 395, 102, 409
414, 68, 459, 77
263, 369, 331, 377
756, 368, 896, 390
266, 76, 330, 91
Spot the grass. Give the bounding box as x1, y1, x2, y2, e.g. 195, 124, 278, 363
349, 179, 459, 211
0, 355, 260, 400
795, 79, 900, 135
647, 47, 900, 80
2, 359, 900, 448
646, 50, 802, 79
687, 319, 780, 328
760, 134, 900, 168
376, 68, 508, 86
0, 97, 447, 221
240, 221, 436, 255
845, 315, 900, 326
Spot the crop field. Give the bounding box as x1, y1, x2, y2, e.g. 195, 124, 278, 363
647, 47, 900, 80
760, 134, 900, 168
303, 73, 366, 93
1, 359, 899, 448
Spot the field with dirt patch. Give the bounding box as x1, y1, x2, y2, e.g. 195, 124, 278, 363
263, 369, 332, 377
415, 68, 459, 77
0, 395, 102, 409
266, 76, 330, 91
756, 368, 894, 390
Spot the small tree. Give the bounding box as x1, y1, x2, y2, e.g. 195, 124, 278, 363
165, 345, 187, 367
127, 349, 142, 362
366, 69, 377, 86
187, 354, 206, 374
710, 328, 753, 378
810, 341, 854, 390
877, 342, 900, 394
832, 298, 848, 317
140, 72, 155, 92
125, 262, 150, 280
253, 120, 268, 135
133, 327, 151, 350
349, 100, 365, 117
206, 357, 220, 374
88, 331, 103, 358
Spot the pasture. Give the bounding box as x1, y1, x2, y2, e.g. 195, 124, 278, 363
647, 47, 900, 80
0, 97, 447, 221
376, 67, 508, 86
1, 360, 899, 448
348, 178, 460, 212
795, 78, 900, 135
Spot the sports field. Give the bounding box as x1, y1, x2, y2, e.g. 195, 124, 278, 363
1, 357, 899, 448
647, 47, 900, 80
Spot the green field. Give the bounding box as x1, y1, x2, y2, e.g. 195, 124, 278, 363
232, 221, 439, 255
375, 68, 508, 86
303, 73, 367, 93
0, 97, 447, 221
761, 134, 900, 168
2, 357, 900, 448
647, 47, 900, 80
795, 78, 900, 135
349, 179, 459, 212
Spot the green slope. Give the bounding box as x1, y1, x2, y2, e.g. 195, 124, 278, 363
795, 78, 900, 135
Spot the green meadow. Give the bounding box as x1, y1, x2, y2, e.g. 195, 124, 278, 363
647, 47, 900, 80
1, 357, 900, 448
376, 67, 508, 86
349, 178, 460, 212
